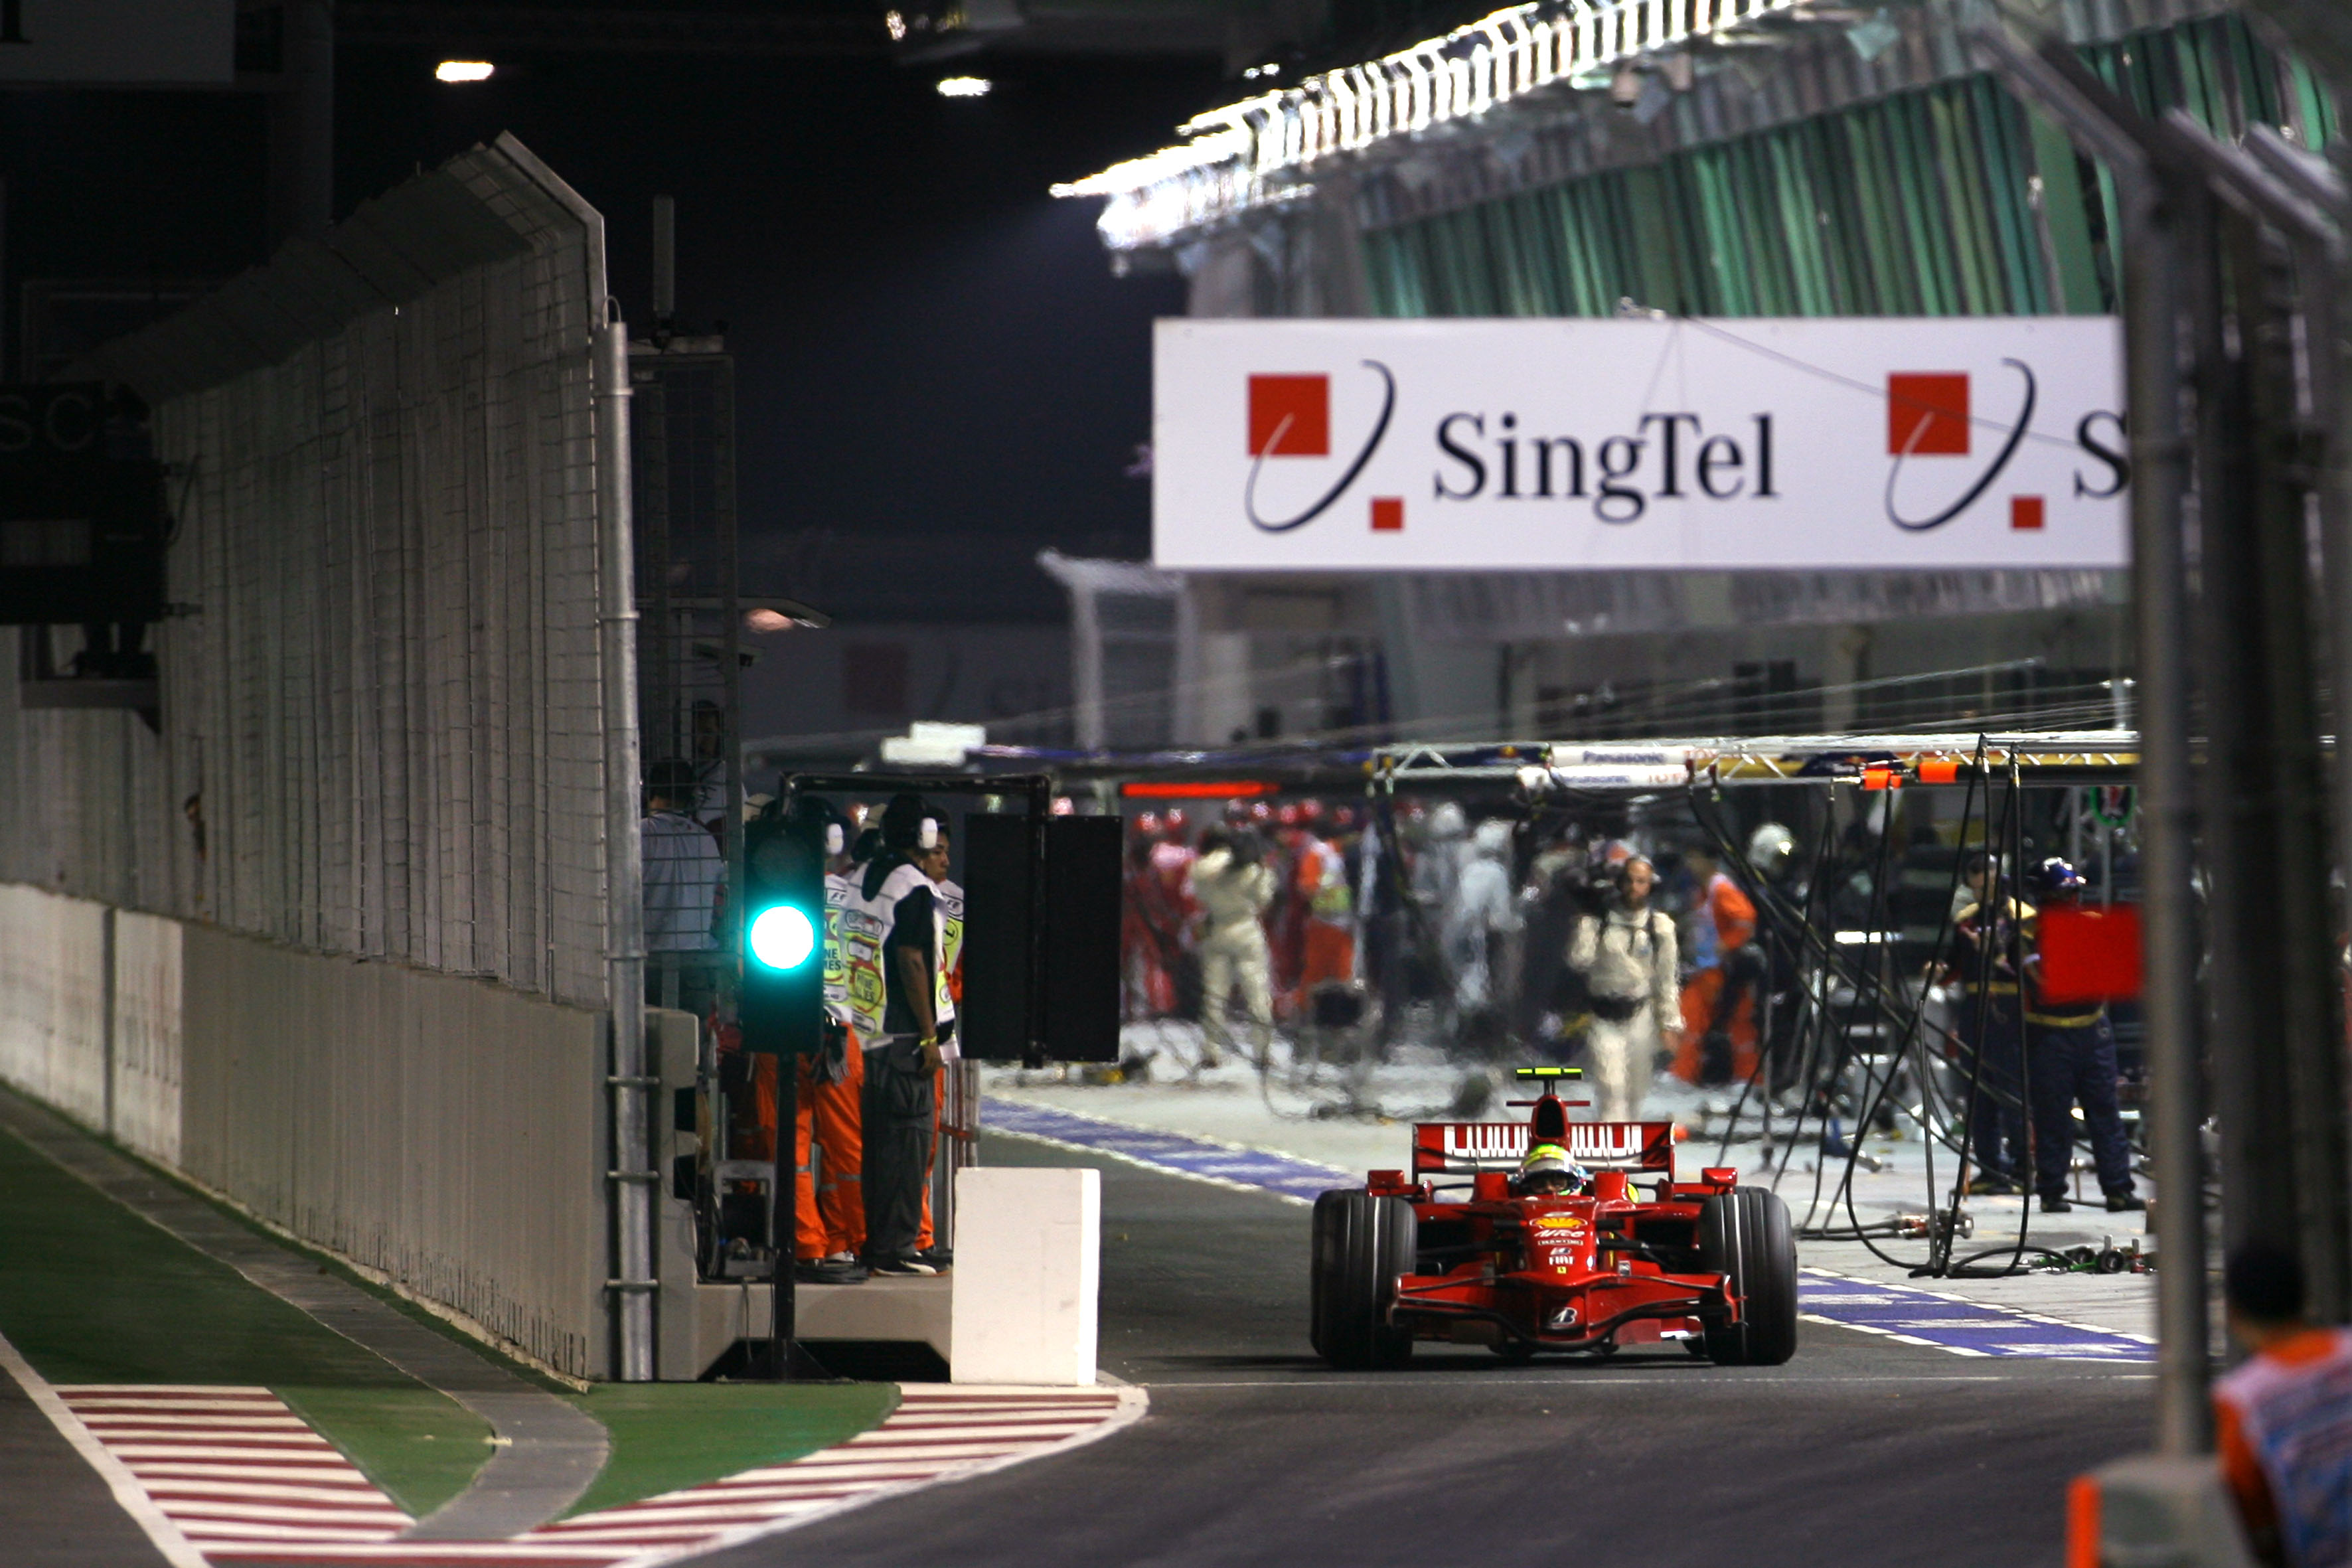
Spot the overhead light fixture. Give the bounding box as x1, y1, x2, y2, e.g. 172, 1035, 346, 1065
435, 60, 495, 82
744, 599, 832, 632
937, 76, 991, 98
884, 9, 907, 40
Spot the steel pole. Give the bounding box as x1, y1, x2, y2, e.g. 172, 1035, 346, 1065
597, 305, 653, 1381
2115, 123, 2214, 1474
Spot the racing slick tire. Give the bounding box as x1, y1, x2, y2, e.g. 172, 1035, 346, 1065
1697, 1187, 1798, 1366
1311, 1190, 1416, 1370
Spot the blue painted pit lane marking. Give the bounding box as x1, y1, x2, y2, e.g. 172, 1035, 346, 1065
1798, 1267, 2154, 1362
982, 1098, 1349, 1204
982, 1097, 2152, 1364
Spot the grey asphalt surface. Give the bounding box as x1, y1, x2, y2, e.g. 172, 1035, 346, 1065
692, 1133, 2154, 1568
0, 1369, 178, 1568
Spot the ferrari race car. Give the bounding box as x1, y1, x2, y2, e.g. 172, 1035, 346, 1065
1310, 1067, 1798, 1368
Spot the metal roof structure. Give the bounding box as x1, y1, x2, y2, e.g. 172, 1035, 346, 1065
1052, 0, 2236, 253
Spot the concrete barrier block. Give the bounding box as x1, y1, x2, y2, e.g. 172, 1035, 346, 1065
2077, 1454, 2258, 1568
950, 1166, 1099, 1386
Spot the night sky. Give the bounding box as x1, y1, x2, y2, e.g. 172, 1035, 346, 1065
4, 42, 1216, 599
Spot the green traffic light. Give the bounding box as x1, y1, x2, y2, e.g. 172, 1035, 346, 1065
747, 905, 817, 971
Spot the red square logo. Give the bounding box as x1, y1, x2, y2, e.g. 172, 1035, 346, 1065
1370, 497, 1403, 531
1888, 372, 1970, 456
2011, 495, 2045, 530
1248, 374, 1330, 457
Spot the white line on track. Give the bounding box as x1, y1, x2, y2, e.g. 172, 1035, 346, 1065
0, 1332, 212, 1568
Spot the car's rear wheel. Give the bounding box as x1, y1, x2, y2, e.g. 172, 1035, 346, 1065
1698, 1187, 1798, 1366
1310, 1190, 1416, 1370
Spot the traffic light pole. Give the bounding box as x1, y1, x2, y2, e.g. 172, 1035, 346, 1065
752, 1066, 825, 1379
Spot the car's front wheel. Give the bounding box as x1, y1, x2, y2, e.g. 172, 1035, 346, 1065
1697, 1187, 1798, 1366
1310, 1190, 1416, 1370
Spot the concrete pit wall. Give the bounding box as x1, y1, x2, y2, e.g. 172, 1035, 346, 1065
0, 882, 607, 1381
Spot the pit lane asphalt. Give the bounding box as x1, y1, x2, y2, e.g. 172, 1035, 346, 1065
690, 1135, 2152, 1568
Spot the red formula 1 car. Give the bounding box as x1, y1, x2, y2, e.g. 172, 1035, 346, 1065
1310, 1067, 1797, 1368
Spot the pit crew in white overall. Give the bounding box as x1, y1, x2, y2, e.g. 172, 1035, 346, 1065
1187, 826, 1277, 1069
1564, 855, 1681, 1123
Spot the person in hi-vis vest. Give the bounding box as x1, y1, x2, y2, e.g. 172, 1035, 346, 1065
793, 801, 868, 1285
858, 795, 954, 1275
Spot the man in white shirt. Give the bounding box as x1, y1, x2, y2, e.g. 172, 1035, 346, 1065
1187, 825, 1277, 1069
1565, 855, 1682, 1121
642, 763, 723, 951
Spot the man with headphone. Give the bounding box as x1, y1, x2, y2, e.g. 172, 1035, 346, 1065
858, 794, 955, 1276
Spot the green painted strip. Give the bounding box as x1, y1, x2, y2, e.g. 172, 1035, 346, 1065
277, 1386, 496, 1520
0, 1123, 492, 1516
562, 1383, 901, 1520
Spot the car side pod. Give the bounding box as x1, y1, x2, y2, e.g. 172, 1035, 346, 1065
1695, 1186, 1799, 1365
1310, 1189, 1417, 1370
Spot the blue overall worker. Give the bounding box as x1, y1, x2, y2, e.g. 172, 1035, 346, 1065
2019, 857, 2142, 1214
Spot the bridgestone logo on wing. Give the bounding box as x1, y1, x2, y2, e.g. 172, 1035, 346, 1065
1568, 1126, 1647, 1163
1423, 1121, 1670, 1172
1442, 1125, 1529, 1162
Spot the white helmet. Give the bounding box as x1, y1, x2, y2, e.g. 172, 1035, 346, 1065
1429, 801, 1468, 839
1747, 822, 1796, 878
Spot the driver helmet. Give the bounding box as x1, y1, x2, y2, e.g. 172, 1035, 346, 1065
1517, 1142, 1586, 1196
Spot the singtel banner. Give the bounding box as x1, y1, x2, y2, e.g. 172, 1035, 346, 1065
1152, 317, 2127, 572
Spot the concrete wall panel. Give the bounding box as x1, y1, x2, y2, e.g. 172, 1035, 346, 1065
112, 910, 183, 1166
0, 886, 108, 1127
179, 921, 606, 1379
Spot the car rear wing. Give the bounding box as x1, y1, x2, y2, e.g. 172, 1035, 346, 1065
1412, 1121, 1676, 1178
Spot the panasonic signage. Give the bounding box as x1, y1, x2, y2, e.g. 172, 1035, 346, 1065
1152, 317, 2127, 572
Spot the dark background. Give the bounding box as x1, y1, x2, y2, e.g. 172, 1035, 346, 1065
2, 44, 1214, 601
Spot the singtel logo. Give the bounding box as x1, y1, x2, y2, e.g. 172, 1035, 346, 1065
1237, 357, 2128, 538
1244, 363, 1396, 533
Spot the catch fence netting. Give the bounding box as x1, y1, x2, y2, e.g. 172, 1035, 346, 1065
1, 136, 621, 1008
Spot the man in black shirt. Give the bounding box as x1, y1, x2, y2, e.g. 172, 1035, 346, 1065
859, 795, 951, 1275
